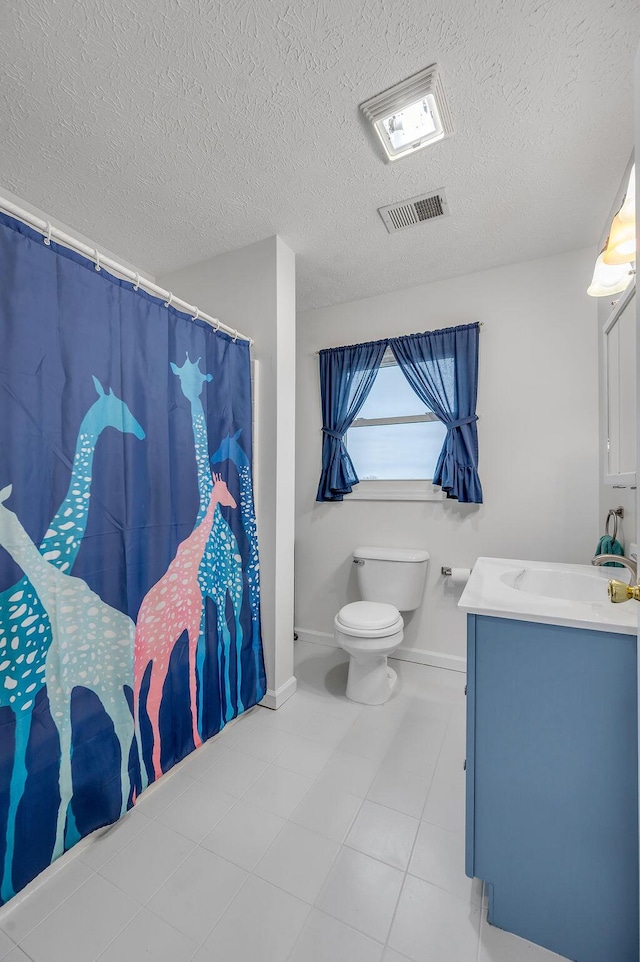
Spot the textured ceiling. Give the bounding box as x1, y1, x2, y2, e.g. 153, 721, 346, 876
1, 0, 639, 310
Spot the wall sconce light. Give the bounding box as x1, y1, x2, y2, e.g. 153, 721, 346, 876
588, 164, 636, 296
587, 248, 633, 297
603, 164, 636, 265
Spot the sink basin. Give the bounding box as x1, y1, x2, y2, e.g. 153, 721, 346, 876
499, 566, 629, 604
458, 557, 637, 634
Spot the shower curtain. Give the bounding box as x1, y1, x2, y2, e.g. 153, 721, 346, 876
0, 212, 266, 903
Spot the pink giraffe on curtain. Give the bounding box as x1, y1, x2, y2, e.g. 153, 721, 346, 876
133, 474, 236, 788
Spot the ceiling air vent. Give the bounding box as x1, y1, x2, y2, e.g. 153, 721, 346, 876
378, 189, 449, 234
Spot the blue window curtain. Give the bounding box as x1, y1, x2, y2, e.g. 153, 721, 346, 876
316, 339, 388, 502
389, 323, 482, 503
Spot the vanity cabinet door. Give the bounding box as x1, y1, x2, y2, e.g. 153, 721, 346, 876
465, 614, 638, 962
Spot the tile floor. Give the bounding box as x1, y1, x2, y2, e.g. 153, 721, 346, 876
0, 642, 568, 962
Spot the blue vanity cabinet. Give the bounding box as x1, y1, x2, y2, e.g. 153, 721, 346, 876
465, 614, 638, 962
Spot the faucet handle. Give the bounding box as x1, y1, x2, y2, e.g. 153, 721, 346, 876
608, 579, 640, 603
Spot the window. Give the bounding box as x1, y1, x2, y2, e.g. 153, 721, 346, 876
345, 349, 447, 495
316, 324, 481, 505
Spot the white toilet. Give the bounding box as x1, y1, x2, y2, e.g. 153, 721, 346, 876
334, 546, 429, 705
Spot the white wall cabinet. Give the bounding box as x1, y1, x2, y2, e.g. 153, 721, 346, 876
603, 284, 636, 485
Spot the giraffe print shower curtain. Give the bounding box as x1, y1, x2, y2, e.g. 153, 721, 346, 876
0, 212, 266, 902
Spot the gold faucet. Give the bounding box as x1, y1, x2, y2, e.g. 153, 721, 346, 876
592, 554, 640, 603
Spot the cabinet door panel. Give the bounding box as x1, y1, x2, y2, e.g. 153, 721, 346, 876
469, 615, 638, 962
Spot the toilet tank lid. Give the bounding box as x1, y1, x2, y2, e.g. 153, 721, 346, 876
354, 546, 430, 563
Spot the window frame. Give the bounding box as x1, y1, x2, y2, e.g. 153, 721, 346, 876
345, 348, 447, 501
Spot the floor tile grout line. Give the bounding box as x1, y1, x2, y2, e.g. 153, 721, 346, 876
185, 871, 255, 960
11, 945, 36, 962
151, 763, 338, 962
379, 705, 467, 958
415, 710, 458, 825
99, 831, 198, 907
202, 683, 470, 961
79, 810, 153, 874
282, 902, 387, 962
309, 845, 403, 950
274, 663, 470, 959
95, 853, 252, 962
92, 904, 147, 962
7, 863, 99, 952
190, 696, 371, 959
236, 686, 455, 958
166, 703, 358, 960
134, 804, 246, 906
383, 870, 414, 957
0, 932, 20, 961
94, 819, 197, 883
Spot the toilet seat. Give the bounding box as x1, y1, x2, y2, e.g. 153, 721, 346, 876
336, 601, 403, 638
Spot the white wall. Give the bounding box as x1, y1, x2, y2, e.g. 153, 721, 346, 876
159, 236, 297, 706
295, 248, 600, 669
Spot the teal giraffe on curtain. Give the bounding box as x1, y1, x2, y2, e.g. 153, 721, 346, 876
211, 430, 265, 701
201, 504, 245, 724
170, 356, 246, 730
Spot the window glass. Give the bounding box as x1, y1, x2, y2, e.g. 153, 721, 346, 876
347, 420, 447, 480
356, 364, 430, 420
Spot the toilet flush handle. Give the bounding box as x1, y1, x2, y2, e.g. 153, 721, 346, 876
353, 559, 365, 566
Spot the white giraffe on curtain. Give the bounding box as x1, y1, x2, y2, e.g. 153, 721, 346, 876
0, 378, 144, 901
0, 485, 136, 863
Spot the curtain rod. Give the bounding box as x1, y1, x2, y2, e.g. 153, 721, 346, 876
314, 322, 484, 354
0, 196, 254, 346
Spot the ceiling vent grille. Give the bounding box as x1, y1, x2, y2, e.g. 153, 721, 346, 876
378, 189, 449, 234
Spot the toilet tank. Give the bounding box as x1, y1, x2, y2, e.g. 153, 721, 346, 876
353, 546, 429, 611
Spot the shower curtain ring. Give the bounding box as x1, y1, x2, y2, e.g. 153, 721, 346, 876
164, 292, 173, 309
233, 330, 238, 342
94, 250, 101, 272
192, 307, 200, 322
133, 272, 140, 291
214, 318, 221, 332
43, 222, 52, 246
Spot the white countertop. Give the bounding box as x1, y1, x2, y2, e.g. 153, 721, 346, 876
458, 557, 638, 635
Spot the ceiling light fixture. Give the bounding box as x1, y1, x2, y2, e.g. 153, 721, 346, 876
360, 64, 454, 163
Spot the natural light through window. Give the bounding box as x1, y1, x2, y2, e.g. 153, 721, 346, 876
346, 353, 447, 481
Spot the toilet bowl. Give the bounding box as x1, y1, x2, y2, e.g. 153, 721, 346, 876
334, 546, 429, 706
334, 601, 404, 705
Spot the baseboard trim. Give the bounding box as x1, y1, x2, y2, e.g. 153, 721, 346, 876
393, 646, 466, 673
260, 675, 298, 710
294, 626, 466, 674
296, 627, 339, 647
